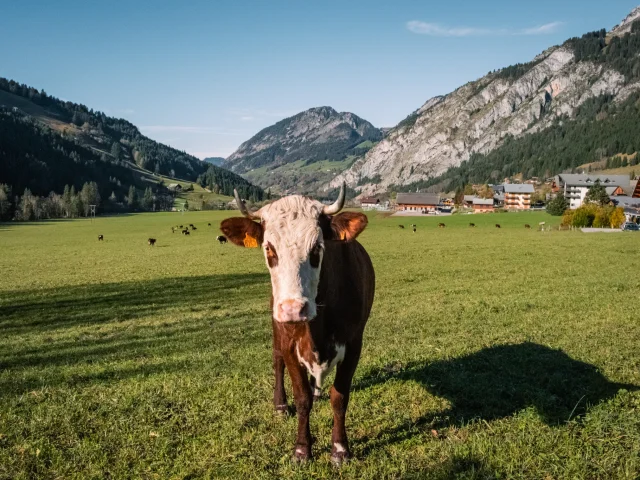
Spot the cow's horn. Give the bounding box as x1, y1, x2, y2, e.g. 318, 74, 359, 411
234, 189, 259, 219
323, 182, 346, 215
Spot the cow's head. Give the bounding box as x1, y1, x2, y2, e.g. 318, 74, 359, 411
220, 184, 367, 323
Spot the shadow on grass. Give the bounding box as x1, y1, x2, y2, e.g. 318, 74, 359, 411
0, 272, 269, 398
0, 272, 268, 334
355, 342, 639, 450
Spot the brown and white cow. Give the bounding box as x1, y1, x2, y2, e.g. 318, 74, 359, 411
220, 184, 375, 465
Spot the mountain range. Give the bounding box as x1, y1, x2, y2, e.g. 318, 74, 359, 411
223, 6, 640, 197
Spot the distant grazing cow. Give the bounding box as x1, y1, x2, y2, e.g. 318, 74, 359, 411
220, 184, 375, 465
216, 235, 227, 244
208, 223, 212, 227
469, 223, 475, 228
398, 225, 405, 229
98, 235, 104, 241
182, 229, 190, 235
179, 225, 184, 228
524, 224, 531, 229
412, 226, 416, 233
189, 224, 195, 228
495, 224, 501, 229
191, 226, 197, 230
171, 227, 175, 233
148, 238, 157, 246
438, 223, 446, 228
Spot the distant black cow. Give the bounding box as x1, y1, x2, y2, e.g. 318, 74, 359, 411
179, 225, 184, 228
191, 226, 197, 230
171, 227, 175, 233
412, 226, 417, 233
495, 224, 501, 229
438, 223, 446, 228
148, 238, 157, 246
189, 224, 195, 228
182, 229, 190, 235
398, 225, 405, 229
98, 235, 104, 241
208, 223, 212, 227
469, 223, 475, 228
216, 235, 227, 244
524, 224, 531, 229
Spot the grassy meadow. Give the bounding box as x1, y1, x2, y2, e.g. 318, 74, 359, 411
1, 210, 639, 479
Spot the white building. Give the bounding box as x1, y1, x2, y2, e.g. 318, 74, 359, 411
553, 174, 629, 209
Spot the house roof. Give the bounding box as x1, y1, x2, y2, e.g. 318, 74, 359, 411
463, 195, 475, 202
396, 193, 440, 205
503, 183, 535, 193
556, 174, 629, 187
473, 197, 494, 205
611, 196, 640, 208
360, 196, 379, 204
167, 183, 181, 189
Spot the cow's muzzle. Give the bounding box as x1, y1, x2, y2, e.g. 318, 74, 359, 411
275, 299, 311, 323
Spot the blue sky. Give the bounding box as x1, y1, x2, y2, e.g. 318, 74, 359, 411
1, 1, 638, 158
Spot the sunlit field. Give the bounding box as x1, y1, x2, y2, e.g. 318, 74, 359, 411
1, 211, 639, 479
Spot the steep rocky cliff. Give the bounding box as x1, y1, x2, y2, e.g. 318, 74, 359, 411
329, 7, 640, 195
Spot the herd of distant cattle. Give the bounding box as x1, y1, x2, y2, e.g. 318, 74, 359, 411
398, 222, 532, 230
96, 223, 227, 245
96, 220, 537, 245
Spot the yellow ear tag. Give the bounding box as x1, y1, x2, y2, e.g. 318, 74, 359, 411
340, 231, 347, 241
243, 234, 259, 248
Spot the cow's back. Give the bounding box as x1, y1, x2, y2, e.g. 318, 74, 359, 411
316, 240, 375, 341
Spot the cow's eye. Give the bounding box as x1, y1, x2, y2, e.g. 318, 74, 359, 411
265, 242, 278, 268
309, 243, 322, 268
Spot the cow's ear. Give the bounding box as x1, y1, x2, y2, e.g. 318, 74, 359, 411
326, 212, 368, 242
220, 217, 263, 248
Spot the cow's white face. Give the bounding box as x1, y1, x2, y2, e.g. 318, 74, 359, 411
220, 188, 368, 323
259, 196, 325, 323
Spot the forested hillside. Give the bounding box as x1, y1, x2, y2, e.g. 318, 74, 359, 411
0, 78, 263, 220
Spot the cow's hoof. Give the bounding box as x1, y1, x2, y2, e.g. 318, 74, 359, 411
292, 446, 311, 463
275, 404, 291, 416
330, 445, 351, 467
330, 452, 350, 467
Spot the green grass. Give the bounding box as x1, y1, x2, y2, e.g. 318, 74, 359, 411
1, 211, 639, 479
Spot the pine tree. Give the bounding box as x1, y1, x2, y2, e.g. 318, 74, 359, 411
126, 185, 138, 210
111, 142, 122, 161
546, 193, 568, 216
142, 187, 154, 210
584, 179, 610, 206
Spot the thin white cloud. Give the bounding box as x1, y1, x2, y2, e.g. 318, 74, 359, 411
240, 115, 255, 121
406, 20, 564, 37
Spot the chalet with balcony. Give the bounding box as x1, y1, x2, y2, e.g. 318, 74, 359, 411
504, 184, 534, 210
472, 197, 495, 213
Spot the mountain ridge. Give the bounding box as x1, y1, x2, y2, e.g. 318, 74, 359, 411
224, 106, 382, 194
326, 6, 640, 195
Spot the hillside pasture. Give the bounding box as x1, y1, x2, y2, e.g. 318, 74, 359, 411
1, 211, 639, 479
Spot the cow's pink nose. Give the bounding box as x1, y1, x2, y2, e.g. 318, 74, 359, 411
278, 299, 309, 322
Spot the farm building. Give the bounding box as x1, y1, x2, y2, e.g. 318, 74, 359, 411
472, 197, 495, 213
552, 174, 629, 209
360, 196, 389, 211
504, 184, 534, 210
167, 183, 183, 193
396, 193, 440, 213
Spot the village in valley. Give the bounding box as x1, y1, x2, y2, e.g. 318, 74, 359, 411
358, 173, 640, 228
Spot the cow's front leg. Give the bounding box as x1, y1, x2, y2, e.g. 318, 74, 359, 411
273, 349, 288, 414
330, 340, 362, 466
283, 352, 313, 461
